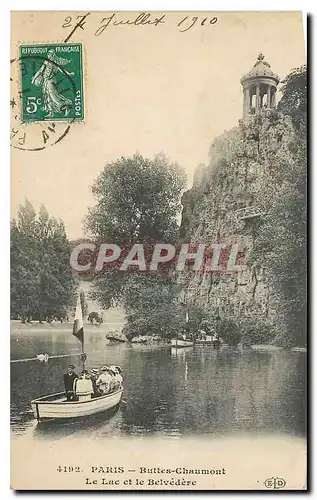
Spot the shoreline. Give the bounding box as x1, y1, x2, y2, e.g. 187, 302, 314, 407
10, 321, 307, 352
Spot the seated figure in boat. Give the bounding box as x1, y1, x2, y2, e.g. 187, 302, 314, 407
90, 368, 103, 397
74, 370, 94, 401
109, 365, 123, 390
63, 364, 79, 401
212, 331, 220, 349
201, 323, 212, 343
199, 328, 207, 341
96, 366, 113, 394
114, 366, 123, 389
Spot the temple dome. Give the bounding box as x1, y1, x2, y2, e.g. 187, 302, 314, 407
241, 53, 279, 84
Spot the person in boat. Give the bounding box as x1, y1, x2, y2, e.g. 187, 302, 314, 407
63, 364, 79, 401
107, 367, 117, 392
96, 366, 113, 394
115, 366, 123, 389
212, 331, 220, 349
199, 328, 207, 341
74, 370, 94, 402
90, 368, 102, 397
200, 321, 211, 342
109, 365, 123, 390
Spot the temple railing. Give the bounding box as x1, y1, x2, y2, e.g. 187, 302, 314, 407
235, 206, 265, 220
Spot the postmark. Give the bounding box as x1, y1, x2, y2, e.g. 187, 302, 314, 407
19, 43, 84, 122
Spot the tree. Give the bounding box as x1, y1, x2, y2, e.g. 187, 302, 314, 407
88, 311, 103, 325
11, 201, 40, 321
86, 153, 186, 244
86, 153, 186, 319
278, 65, 307, 136
11, 201, 76, 322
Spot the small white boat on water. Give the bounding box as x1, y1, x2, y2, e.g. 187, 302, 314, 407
171, 338, 194, 348
30, 294, 124, 422
31, 388, 123, 421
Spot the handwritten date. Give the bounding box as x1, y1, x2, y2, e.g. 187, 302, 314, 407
95, 13, 166, 36
62, 12, 218, 41
177, 15, 218, 33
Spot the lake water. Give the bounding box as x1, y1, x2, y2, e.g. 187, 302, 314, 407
11, 326, 307, 440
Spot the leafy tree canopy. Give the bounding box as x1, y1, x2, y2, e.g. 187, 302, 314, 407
85, 153, 186, 245
86, 153, 187, 329
11, 200, 76, 322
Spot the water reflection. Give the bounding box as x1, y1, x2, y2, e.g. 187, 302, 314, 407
11, 330, 306, 440
32, 405, 122, 441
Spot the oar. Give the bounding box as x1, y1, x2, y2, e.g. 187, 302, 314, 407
10, 353, 82, 363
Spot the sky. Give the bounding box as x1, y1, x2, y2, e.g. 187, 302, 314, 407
11, 11, 306, 239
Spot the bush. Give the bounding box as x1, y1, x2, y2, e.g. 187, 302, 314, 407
239, 317, 276, 347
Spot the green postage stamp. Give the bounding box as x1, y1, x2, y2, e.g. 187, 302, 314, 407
19, 43, 84, 122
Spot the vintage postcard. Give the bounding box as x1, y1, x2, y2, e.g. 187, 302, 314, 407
11, 11, 307, 491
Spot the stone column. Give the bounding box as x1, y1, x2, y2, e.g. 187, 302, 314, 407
243, 88, 246, 116
267, 85, 271, 108
255, 84, 260, 110
271, 88, 276, 107
244, 87, 250, 116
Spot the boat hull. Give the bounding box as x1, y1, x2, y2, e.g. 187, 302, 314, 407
31, 389, 123, 420
171, 339, 194, 348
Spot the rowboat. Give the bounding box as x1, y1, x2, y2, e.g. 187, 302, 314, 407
30, 294, 124, 423
171, 346, 193, 356
31, 387, 123, 421
171, 338, 194, 348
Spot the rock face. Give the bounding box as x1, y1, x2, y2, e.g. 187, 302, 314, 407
178, 110, 296, 338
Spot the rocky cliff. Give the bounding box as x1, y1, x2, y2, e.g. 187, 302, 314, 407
179, 109, 296, 343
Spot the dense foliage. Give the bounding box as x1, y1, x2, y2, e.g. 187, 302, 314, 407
86, 153, 186, 337
250, 65, 307, 345
11, 201, 76, 322
85, 153, 186, 245
121, 275, 206, 339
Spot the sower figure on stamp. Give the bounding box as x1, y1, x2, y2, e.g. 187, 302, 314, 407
31, 49, 74, 118
63, 364, 78, 401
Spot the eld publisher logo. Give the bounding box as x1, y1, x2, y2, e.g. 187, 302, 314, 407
264, 477, 286, 489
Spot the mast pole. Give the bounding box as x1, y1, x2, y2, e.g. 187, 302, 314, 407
73, 292, 86, 372
82, 332, 85, 371
79, 292, 85, 372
